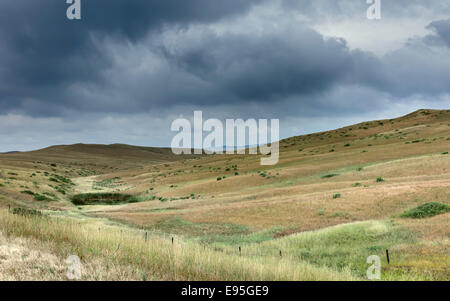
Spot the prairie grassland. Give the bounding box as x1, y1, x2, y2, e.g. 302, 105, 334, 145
0, 109, 449, 280
0, 210, 356, 281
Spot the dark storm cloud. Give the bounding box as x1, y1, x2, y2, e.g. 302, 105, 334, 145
151, 21, 450, 104
161, 29, 354, 101
0, 0, 448, 120
0, 0, 262, 115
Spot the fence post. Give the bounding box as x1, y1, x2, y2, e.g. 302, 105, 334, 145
386, 249, 390, 264
239, 246, 241, 256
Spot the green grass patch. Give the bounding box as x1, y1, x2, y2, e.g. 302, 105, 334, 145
227, 221, 415, 278
400, 202, 450, 219
20, 190, 35, 196
198, 227, 284, 247
151, 216, 250, 237
34, 193, 56, 202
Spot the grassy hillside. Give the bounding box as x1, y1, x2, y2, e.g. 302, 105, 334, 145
0, 109, 449, 280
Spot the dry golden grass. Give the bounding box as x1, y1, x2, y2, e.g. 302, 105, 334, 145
0, 210, 357, 281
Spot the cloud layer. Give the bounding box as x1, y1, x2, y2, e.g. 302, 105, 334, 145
0, 0, 449, 151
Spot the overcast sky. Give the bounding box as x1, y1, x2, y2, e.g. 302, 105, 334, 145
0, 0, 449, 152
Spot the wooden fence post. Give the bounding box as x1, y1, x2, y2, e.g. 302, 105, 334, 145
386, 249, 390, 264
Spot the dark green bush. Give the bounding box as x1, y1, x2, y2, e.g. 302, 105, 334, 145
333, 193, 341, 199
401, 202, 450, 219
70, 193, 135, 205
34, 194, 55, 202
21, 190, 35, 196
321, 174, 339, 179
12, 207, 43, 217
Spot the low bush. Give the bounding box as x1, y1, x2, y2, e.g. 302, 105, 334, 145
71, 193, 136, 206
12, 207, 43, 217
21, 190, 35, 196
321, 174, 339, 179
400, 202, 450, 219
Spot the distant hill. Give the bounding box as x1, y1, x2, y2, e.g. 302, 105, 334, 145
1, 109, 448, 173
0, 143, 200, 174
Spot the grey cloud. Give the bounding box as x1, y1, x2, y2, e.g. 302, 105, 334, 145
0, 0, 263, 115
281, 0, 450, 20
425, 18, 450, 47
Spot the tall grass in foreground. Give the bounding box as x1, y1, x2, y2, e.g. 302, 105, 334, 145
0, 210, 356, 281
214, 221, 425, 280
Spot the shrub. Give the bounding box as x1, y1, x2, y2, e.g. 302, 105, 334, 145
333, 193, 341, 199
21, 190, 35, 196
49, 175, 74, 185
321, 174, 339, 179
34, 194, 55, 202
352, 183, 361, 187
56, 186, 66, 195
71, 193, 135, 205
400, 202, 450, 219
217, 177, 222, 181
376, 177, 385, 182
12, 207, 43, 217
